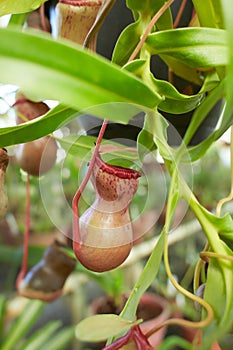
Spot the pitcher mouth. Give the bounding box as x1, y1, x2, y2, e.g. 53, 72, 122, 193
95, 153, 141, 180
59, 0, 102, 6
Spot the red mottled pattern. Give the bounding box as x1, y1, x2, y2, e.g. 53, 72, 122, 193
59, 0, 102, 6
92, 154, 141, 201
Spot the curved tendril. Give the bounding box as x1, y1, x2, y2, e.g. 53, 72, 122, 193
16, 173, 30, 290
145, 170, 214, 341
193, 242, 209, 292
72, 119, 108, 242
152, 235, 214, 336
40, 4, 50, 32
173, 0, 187, 28
200, 251, 233, 262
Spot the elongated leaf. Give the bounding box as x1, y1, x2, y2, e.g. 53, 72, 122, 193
20, 321, 62, 350
201, 254, 233, 349
0, 104, 77, 147
40, 327, 75, 350
193, 0, 225, 29
75, 314, 140, 342
222, 0, 233, 123
58, 134, 138, 161
0, 0, 47, 16
182, 79, 225, 146
146, 28, 228, 68
156, 336, 191, 350
2, 300, 44, 350
0, 296, 7, 343
0, 27, 161, 121
137, 116, 156, 161
120, 230, 165, 321
112, 21, 141, 66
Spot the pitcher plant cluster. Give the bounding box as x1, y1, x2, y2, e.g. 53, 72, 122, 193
0, 1, 232, 349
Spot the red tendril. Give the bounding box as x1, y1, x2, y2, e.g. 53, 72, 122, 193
173, 0, 187, 28
72, 119, 108, 243
40, 4, 50, 33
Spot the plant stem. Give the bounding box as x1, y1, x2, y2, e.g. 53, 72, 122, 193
173, 0, 187, 28
16, 174, 30, 290
128, 0, 174, 62
216, 126, 233, 216
146, 168, 214, 338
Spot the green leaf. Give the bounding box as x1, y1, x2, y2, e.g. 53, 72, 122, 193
222, 0, 233, 123
159, 55, 203, 85
126, 0, 173, 30
0, 104, 77, 147
182, 79, 225, 147
193, 0, 225, 29
180, 177, 233, 348
201, 255, 233, 349
146, 28, 228, 68
112, 21, 141, 66
75, 314, 140, 342
151, 74, 205, 114
0, 296, 7, 343
156, 336, 191, 350
0, 27, 161, 120
150, 110, 173, 161
40, 327, 75, 350
113, 0, 172, 66
123, 59, 147, 75
2, 300, 44, 350
137, 118, 156, 161
0, 0, 47, 16
20, 321, 62, 350
58, 134, 138, 161
8, 13, 29, 26
120, 230, 165, 321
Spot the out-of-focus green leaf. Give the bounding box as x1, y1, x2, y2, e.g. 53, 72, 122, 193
0, 296, 7, 343
20, 321, 61, 350
8, 13, 29, 26
40, 327, 75, 350
0, 0, 47, 16
2, 300, 44, 350
156, 336, 191, 350
146, 28, 228, 68
75, 314, 140, 342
